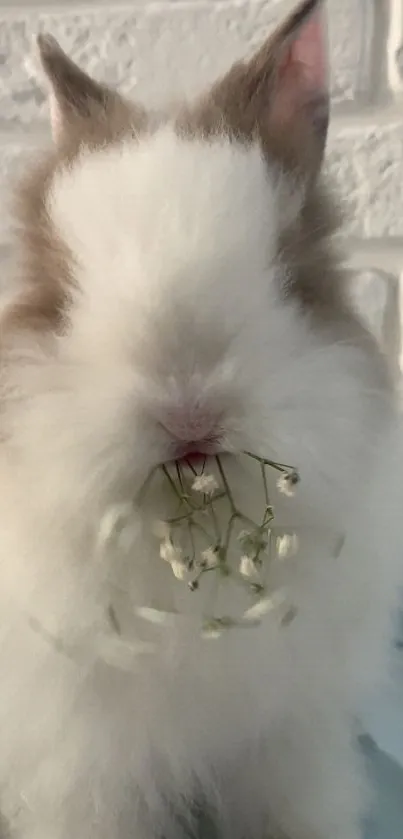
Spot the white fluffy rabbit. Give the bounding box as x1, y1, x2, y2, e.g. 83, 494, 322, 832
0, 1, 401, 838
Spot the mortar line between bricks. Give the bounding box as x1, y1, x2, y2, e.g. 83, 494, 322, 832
3, 101, 403, 147
0, 0, 277, 13
2, 101, 403, 147
331, 103, 403, 128
342, 240, 403, 273
366, 0, 391, 106
387, 0, 403, 92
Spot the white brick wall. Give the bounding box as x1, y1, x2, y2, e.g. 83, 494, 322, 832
0, 0, 403, 374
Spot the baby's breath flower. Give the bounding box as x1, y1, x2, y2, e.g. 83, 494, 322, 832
277, 470, 299, 498
191, 474, 219, 495
276, 533, 299, 559
242, 589, 288, 623
200, 546, 220, 569
239, 555, 258, 579
170, 559, 189, 581
159, 540, 183, 564
135, 451, 301, 640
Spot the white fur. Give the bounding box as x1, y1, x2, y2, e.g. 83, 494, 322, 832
0, 127, 402, 839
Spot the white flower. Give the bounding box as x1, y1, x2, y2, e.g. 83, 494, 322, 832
159, 540, 183, 564
191, 474, 219, 495
276, 533, 299, 559
277, 470, 299, 498
159, 541, 189, 580
170, 559, 189, 581
239, 555, 258, 579
200, 547, 219, 569
242, 589, 288, 623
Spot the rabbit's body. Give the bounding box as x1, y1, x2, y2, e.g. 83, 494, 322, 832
0, 470, 401, 839
0, 2, 402, 838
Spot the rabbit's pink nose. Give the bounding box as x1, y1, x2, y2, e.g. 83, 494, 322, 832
160, 406, 219, 444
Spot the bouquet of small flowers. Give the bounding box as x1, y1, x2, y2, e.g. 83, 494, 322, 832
147, 452, 301, 638
28, 453, 301, 670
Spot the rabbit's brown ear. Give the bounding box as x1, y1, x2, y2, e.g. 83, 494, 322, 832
36, 34, 146, 145
265, 0, 329, 154
181, 0, 329, 179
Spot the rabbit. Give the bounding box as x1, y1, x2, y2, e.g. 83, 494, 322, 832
0, 1, 401, 838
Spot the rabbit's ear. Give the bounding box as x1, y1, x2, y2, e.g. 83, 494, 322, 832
266, 0, 329, 155
36, 34, 146, 145
181, 0, 329, 179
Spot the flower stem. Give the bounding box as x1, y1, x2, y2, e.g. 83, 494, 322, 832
243, 451, 298, 475
261, 461, 270, 508
162, 464, 184, 504
207, 498, 220, 541
215, 456, 237, 514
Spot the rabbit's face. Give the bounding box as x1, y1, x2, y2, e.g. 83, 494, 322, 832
41, 127, 382, 516
1, 0, 390, 532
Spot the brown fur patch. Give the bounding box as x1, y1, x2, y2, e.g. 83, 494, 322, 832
1, 95, 143, 342
175, 0, 328, 176
173, 2, 355, 333
0, 30, 148, 342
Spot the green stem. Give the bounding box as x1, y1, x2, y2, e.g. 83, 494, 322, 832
222, 512, 238, 560
193, 564, 219, 586
208, 498, 220, 541
243, 451, 298, 474
191, 521, 215, 543
237, 511, 258, 530
162, 464, 197, 514
167, 511, 195, 526
166, 491, 227, 526
184, 458, 198, 476
261, 461, 270, 509
167, 514, 212, 544
176, 461, 199, 511
162, 464, 184, 504
188, 520, 196, 567
215, 456, 237, 514
175, 460, 186, 494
